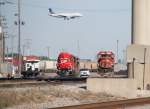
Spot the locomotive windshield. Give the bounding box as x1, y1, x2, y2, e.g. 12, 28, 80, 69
100, 54, 113, 58
58, 58, 70, 63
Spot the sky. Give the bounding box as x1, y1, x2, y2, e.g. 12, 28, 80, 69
1, 0, 131, 60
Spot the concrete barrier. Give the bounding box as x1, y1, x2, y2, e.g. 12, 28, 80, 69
87, 78, 143, 98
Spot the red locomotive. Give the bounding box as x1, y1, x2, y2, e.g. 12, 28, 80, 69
97, 51, 115, 73
56, 52, 79, 76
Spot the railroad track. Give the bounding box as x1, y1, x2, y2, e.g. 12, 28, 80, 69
0, 77, 86, 88
50, 97, 150, 109
0, 77, 86, 82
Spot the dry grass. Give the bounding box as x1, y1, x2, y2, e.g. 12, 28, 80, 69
0, 85, 118, 109
0, 89, 47, 108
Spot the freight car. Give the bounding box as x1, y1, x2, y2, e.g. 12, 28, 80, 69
56, 52, 79, 77
97, 51, 115, 73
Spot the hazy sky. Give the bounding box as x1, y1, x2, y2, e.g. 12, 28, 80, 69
2, 0, 131, 60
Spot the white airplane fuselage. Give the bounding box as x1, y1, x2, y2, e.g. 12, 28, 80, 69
48, 9, 83, 20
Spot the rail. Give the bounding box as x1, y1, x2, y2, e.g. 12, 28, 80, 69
50, 97, 150, 109
0, 77, 86, 87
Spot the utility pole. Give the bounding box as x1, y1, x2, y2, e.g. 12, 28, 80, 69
6, 46, 9, 61
0, 0, 14, 63
18, 0, 21, 74
24, 38, 31, 56
116, 40, 119, 63
0, 19, 4, 63
47, 46, 50, 59
122, 49, 126, 64
77, 40, 80, 58
0, 1, 5, 63
22, 44, 25, 57
15, 0, 25, 74
11, 35, 15, 65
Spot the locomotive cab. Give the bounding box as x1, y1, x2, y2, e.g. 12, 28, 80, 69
97, 51, 115, 73
56, 52, 79, 77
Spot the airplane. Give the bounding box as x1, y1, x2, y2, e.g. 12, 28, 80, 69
48, 8, 83, 20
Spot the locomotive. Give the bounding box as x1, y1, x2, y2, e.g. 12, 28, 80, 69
97, 51, 115, 73
56, 52, 79, 77
21, 56, 40, 78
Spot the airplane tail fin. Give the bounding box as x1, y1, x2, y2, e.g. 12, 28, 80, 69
49, 8, 54, 14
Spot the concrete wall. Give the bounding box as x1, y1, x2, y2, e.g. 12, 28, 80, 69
127, 44, 150, 63
87, 78, 150, 98
127, 45, 150, 90
128, 63, 150, 90
87, 78, 137, 98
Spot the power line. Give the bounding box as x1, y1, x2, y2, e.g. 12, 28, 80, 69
23, 4, 130, 13
4, 1, 130, 13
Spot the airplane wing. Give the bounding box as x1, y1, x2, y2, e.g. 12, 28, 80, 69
70, 16, 82, 19
70, 16, 76, 19
54, 14, 69, 20
54, 14, 68, 18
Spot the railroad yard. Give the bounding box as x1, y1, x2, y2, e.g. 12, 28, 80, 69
1, 76, 150, 109
0, 69, 137, 109
1, 0, 150, 109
